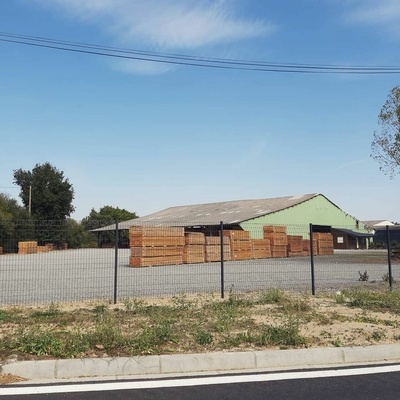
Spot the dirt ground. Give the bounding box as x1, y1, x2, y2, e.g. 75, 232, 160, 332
1, 290, 400, 385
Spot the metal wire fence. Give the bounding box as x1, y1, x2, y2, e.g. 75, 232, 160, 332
0, 220, 398, 305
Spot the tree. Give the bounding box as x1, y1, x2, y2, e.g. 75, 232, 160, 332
13, 163, 75, 247
81, 206, 138, 247
0, 193, 33, 252
13, 162, 75, 220
371, 86, 400, 178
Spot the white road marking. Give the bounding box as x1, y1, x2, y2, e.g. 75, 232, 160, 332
2, 364, 400, 396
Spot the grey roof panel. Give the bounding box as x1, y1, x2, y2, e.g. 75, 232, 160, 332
93, 193, 319, 232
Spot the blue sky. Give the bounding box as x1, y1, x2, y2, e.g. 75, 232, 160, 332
1, 0, 400, 223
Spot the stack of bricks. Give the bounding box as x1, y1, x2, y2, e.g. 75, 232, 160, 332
287, 235, 304, 257
314, 232, 334, 255
302, 239, 318, 256
263, 226, 288, 258
205, 236, 231, 262
251, 239, 271, 259
18, 241, 38, 255
183, 232, 205, 264
37, 245, 52, 253
129, 226, 185, 267
223, 230, 252, 260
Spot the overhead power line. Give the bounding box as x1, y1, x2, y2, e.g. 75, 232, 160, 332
1, 31, 400, 74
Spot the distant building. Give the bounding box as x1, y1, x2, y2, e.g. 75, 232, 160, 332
95, 193, 373, 250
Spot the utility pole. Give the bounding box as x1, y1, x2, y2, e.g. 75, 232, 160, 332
28, 185, 32, 215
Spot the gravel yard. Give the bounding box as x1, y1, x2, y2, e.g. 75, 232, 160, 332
0, 249, 398, 305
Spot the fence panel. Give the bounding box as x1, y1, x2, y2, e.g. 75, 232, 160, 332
1, 219, 398, 305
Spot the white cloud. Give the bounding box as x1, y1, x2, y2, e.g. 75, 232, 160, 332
342, 0, 400, 36
34, 0, 273, 74
37, 0, 273, 49
112, 58, 176, 75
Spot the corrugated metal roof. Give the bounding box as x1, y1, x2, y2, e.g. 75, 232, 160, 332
93, 193, 320, 232
362, 220, 394, 229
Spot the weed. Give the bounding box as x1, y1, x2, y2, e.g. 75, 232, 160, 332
335, 291, 346, 304
92, 304, 108, 317
280, 298, 312, 313
382, 273, 395, 283
172, 293, 195, 310
332, 338, 344, 347
134, 320, 177, 353
358, 270, 369, 282
194, 330, 213, 345
31, 303, 61, 320
258, 316, 306, 347
369, 329, 386, 342
257, 288, 286, 305
393, 334, 400, 341
0, 310, 11, 322
123, 298, 147, 314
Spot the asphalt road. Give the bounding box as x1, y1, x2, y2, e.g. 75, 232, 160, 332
2, 364, 400, 399
0, 249, 396, 305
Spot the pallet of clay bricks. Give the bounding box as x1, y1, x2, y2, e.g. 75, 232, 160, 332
129, 226, 184, 267
314, 232, 334, 255
37, 245, 52, 253
223, 230, 252, 260
129, 256, 184, 268
205, 236, 231, 262
251, 239, 271, 259
129, 226, 185, 247
184, 245, 205, 264
271, 245, 288, 258
263, 225, 287, 234
183, 233, 205, 263
263, 225, 288, 245
287, 235, 305, 257
18, 241, 38, 255
302, 239, 318, 256
185, 232, 205, 245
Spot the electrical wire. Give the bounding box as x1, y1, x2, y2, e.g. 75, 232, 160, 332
1, 31, 400, 74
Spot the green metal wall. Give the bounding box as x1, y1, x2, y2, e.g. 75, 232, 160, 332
240, 194, 366, 238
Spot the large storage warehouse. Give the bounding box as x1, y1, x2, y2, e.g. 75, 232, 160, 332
95, 193, 371, 250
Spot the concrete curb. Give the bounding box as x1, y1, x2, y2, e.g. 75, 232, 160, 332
1, 345, 400, 381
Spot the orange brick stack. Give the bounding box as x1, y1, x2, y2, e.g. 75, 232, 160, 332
18, 241, 38, 255
302, 239, 318, 256
37, 246, 52, 253
223, 230, 252, 260
263, 226, 288, 258
205, 236, 231, 262
183, 232, 205, 264
287, 235, 304, 257
314, 232, 334, 255
129, 226, 185, 267
251, 239, 271, 259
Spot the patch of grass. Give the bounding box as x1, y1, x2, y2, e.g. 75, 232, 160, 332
345, 289, 400, 313
257, 316, 306, 348
31, 303, 62, 320
194, 330, 213, 346
2, 288, 400, 361
256, 288, 287, 305
369, 329, 386, 342
172, 293, 197, 310
332, 338, 344, 347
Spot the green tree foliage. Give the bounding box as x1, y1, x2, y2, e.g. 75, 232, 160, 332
13, 163, 75, 247
13, 162, 75, 220
371, 86, 400, 178
81, 206, 138, 247
0, 193, 33, 252
63, 218, 93, 249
